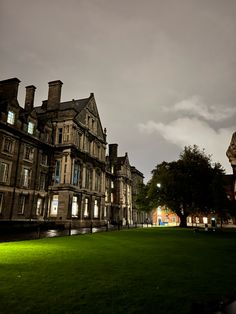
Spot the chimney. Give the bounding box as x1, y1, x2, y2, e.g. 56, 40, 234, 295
109, 144, 118, 160
47, 80, 63, 108
24, 85, 36, 111
0, 78, 20, 100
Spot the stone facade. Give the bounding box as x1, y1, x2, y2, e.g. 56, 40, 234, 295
0, 77, 146, 226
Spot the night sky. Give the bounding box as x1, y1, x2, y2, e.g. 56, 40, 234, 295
1, 0, 235, 180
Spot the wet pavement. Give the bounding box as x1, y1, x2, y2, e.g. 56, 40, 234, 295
0, 224, 143, 243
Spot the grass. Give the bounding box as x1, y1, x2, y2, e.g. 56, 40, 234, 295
1, 228, 236, 314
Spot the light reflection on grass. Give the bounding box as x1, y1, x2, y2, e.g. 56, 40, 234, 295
1, 228, 236, 314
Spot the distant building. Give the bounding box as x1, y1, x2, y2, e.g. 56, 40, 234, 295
0, 77, 146, 226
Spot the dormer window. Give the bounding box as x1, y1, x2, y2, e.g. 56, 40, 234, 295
7, 111, 15, 125
28, 122, 34, 134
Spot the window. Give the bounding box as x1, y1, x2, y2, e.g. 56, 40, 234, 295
95, 171, 101, 191
28, 122, 34, 134
40, 173, 46, 190
18, 195, 26, 214
85, 167, 92, 189
7, 111, 15, 124
84, 198, 89, 217
72, 196, 78, 217
104, 206, 107, 218
94, 200, 99, 218
24, 146, 34, 161
50, 195, 58, 216
36, 198, 43, 216
58, 128, 63, 144
111, 181, 114, 189
0, 162, 9, 183
54, 160, 61, 184
111, 193, 114, 203
22, 168, 31, 187
105, 190, 108, 202
2, 137, 14, 154
73, 163, 80, 186
111, 165, 114, 174
63, 125, 70, 142
41, 154, 47, 166
0, 193, 3, 214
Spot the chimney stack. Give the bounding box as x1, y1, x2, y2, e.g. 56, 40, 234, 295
47, 80, 63, 108
25, 85, 36, 111
109, 144, 118, 160
0, 78, 20, 100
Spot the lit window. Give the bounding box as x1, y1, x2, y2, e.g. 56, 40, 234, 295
22, 168, 30, 187
94, 200, 99, 218
0, 162, 9, 183
111, 181, 114, 189
7, 111, 15, 125
2, 137, 14, 154
105, 190, 108, 202
0, 193, 3, 214
84, 198, 89, 217
111, 165, 114, 174
36, 198, 43, 216
50, 195, 58, 216
111, 193, 114, 203
28, 122, 34, 134
72, 196, 78, 217
104, 206, 107, 218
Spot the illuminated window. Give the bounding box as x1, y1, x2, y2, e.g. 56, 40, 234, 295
104, 206, 107, 218
72, 196, 78, 217
84, 198, 89, 217
111, 165, 114, 174
111, 193, 114, 203
0, 162, 9, 183
7, 111, 15, 125
36, 198, 43, 215
105, 190, 108, 202
28, 122, 34, 134
50, 195, 58, 216
0, 193, 3, 214
111, 181, 114, 189
22, 168, 31, 187
94, 200, 99, 218
2, 137, 14, 154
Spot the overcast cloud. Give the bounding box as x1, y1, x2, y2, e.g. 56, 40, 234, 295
0, 0, 235, 180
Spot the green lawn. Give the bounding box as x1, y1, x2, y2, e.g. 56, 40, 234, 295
1, 228, 236, 314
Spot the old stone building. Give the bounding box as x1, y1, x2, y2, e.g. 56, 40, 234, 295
106, 144, 133, 225
0, 77, 145, 227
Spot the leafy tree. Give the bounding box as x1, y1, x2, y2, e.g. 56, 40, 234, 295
145, 145, 229, 227
136, 183, 153, 212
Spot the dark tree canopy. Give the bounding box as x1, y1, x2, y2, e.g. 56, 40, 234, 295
138, 145, 229, 227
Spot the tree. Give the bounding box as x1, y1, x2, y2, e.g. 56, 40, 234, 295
146, 145, 228, 227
